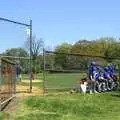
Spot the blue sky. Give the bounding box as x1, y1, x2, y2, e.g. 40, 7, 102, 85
0, 0, 120, 53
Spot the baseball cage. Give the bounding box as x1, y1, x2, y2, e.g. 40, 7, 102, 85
0, 58, 16, 110
43, 50, 120, 93
1, 56, 32, 93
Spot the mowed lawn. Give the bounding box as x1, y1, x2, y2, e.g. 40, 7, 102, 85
19, 73, 87, 90
2, 73, 120, 120
1, 92, 120, 120
45, 73, 86, 89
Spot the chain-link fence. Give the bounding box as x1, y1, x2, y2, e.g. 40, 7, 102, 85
0, 58, 16, 110
43, 50, 120, 93
1, 56, 32, 93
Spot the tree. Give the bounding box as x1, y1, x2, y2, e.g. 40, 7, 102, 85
71, 38, 120, 69
3, 48, 29, 57
54, 43, 72, 70
25, 35, 44, 73
3, 48, 29, 73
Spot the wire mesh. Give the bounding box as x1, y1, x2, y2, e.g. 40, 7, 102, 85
0, 58, 15, 109
44, 51, 120, 92
1, 57, 31, 93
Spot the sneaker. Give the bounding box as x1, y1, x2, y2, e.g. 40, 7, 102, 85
90, 90, 92, 94
94, 90, 99, 93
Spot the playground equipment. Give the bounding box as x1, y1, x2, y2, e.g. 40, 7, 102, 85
0, 58, 16, 110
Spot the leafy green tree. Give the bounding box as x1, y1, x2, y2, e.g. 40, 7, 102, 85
3, 48, 29, 57
3, 48, 29, 73
54, 43, 72, 70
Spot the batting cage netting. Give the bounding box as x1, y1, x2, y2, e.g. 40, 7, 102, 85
0, 18, 33, 94
1, 56, 31, 93
43, 50, 120, 93
0, 58, 16, 110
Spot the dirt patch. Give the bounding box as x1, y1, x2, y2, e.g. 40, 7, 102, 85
3, 82, 43, 114
20, 86, 43, 96
3, 95, 21, 113
3, 87, 43, 112
16, 84, 29, 92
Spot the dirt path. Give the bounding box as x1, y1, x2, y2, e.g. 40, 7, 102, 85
3, 86, 43, 113
3, 94, 21, 113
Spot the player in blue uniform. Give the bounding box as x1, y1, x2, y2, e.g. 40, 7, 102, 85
88, 62, 99, 93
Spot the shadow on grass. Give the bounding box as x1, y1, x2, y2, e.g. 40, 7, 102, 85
111, 94, 120, 98
17, 82, 42, 88
14, 113, 61, 120
110, 91, 120, 98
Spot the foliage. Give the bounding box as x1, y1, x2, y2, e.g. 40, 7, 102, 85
54, 43, 72, 70
2, 37, 120, 73
2, 48, 30, 73
46, 37, 120, 71
3, 48, 29, 57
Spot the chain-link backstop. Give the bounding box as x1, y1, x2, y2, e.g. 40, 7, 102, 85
43, 50, 120, 93
0, 58, 16, 110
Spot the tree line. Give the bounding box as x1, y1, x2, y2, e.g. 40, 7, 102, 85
1, 37, 120, 73
46, 37, 120, 72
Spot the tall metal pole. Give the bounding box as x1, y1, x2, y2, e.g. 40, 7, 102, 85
30, 20, 32, 93
43, 48, 46, 94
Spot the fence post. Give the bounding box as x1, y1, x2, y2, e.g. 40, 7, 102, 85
0, 59, 1, 111
118, 64, 120, 81
29, 20, 32, 93
14, 66, 16, 94
43, 48, 46, 94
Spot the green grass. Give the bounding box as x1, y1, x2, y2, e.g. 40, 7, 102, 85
22, 73, 43, 80
19, 73, 86, 90
2, 73, 120, 120
16, 73, 43, 89
5, 92, 120, 120
45, 73, 86, 89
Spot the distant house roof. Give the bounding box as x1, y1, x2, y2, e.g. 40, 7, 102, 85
75, 40, 96, 46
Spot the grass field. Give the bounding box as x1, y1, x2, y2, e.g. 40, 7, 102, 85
18, 73, 86, 91
45, 73, 86, 90
16, 74, 43, 91
1, 73, 120, 120
1, 92, 120, 120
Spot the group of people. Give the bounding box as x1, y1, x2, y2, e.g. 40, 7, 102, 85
71, 61, 119, 94
87, 61, 119, 93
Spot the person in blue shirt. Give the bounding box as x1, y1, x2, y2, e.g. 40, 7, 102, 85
15, 63, 22, 82
108, 65, 117, 81
103, 66, 114, 91
88, 61, 99, 93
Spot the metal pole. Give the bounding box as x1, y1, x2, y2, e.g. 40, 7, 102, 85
14, 66, 16, 94
0, 17, 30, 27
43, 48, 46, 94
1, 56, 30, 60
29, 20, 32, 93
0, 60, 1, 111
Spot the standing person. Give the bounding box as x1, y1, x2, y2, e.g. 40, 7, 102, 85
15, 63, 22, 82
88, 61, 98, 93
30, 72, 35, 80
103, 67, 112, 91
